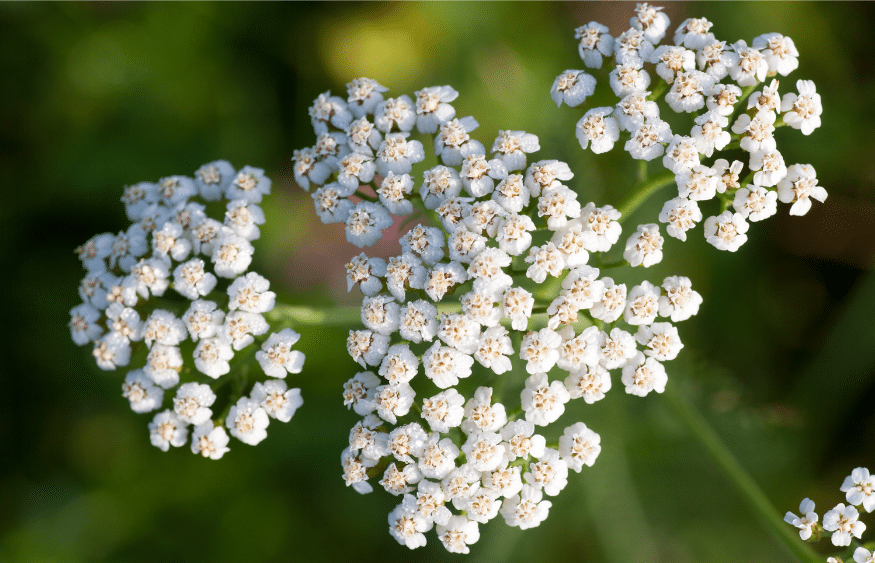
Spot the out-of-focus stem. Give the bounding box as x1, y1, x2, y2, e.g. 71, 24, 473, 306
662, 384, 822, 563
615, 170, 675, 224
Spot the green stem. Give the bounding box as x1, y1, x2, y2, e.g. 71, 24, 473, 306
354, 190, 378, 203
615, 170, 675, 224
646, 81, 669, 102
661, 384, 821, 563
267, 304, 362, 327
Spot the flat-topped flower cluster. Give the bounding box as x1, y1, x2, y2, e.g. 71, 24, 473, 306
556, 2, 826, 253
785, 466, 874, 562
69, 162, 303, 458
292, 64, 704, 551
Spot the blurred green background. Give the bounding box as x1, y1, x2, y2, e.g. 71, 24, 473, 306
2, 2, 874, 562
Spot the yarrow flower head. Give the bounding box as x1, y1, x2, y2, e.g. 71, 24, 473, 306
71, 163, 307, 458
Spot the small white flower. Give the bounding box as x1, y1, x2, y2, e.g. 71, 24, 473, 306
398, 299, 438, 343
525, 242, 566, 283
173, 382, 216, 426
460, 489, 502, 526
149, 410, 188, 452
211, 229, 254, 278
194, 337, 234, 378
746, 79, 783, 115
749, 148, 787, 188
659, 276, 703, 322
467, 247, 513, 295
727, 40, 768, 86
624, 281, 661, 325
692, 111, 731, 157
422, 341, 474, 389
379, 344, 419, 386
463, 200, 507, 238
520, 329, 563, 375
492, 174, 531, 214
704, 211, 749, 252
557, 324, 601, 372
346, 115, 382, 156
462, 289, 502, 328
609, 62, 651, 98
525, 448, 569, 497
346, 77, 387, 117
361, 295, 400, 336
69, 303, 103, 346
707, 83, 742, 116
732, 111, 777, 154
142, 309, 186, 348
631, 3, 670, 44
182, 300, 224, 342
624, 223, 664, 267
590, 278, 627, 324
524, 160, 574, 198
376, 133, 425, 177
152, 221, 192, 262
474, 326, 514, 375
551, 69, 597, 108
380, 463, 423, 496
190, 423, 230, 460
561, 266, 605, 311
622, 352, 668, 397
753, 33, 799, 76
500, 484, 552, 529
663, 135, 700, 175
614, 27, 654, 67
462, 431, 506, 472
491, 130, 539, 172
400, 224, 445, 265
598, 328, 638, 369
576, 107, 620, 154
128, 258, 170, 299
650, 45, 695, 84
500, 420, 546, 463
615, 91, 660, 133
252, 379, 302, 423
143, 344, 182, 389
414, 85, 459, 134
462, 387, 507, 435
777, 163, 826, 216
424, 261, 467, 302
226, 397, 270, 445
521, 373, 571, 426
437, 515, 480, 554
496, 213, 536, 257
733, 185, 778, 221
482, 462, 523, 499
228, 165, 271, 204
309, 91, 353, 134
418, 434, 460, 480
564, 362, 612, 404
422, 390, 466, 434
406, 480, 452, 527
346, 201, 393, 248
823, 503, 866, 547
372, 383, 415, 425
626, 118, 673, 161
674, 17, 715, 50
438, 313, 481, 355
841, 467, 875, 513
436, 196, 474, 233
659, 197, 702, 241
342, 446, 376, 494
346, 330, 389, 368
781, 80, 822, 135
221, 310, 269, 351
434, 116, 481, 167
345, 254, 386, 297
256, 328, 305, 378
665, 71, 715, 113
713, 158, 744, 193
343, 371, 380, 417
677, 165, 719, 202
387, 504, 428, 549
559, 422, 601, 472
448, 227, 487, 264
384, 254, 427, 302
460, 153, 508, 198
442, 465, 482, 508
854, 548, 875, 563
122, 369, 164, 413
580, 204, 623, 252
375, 95, 416, 133
311, 184, 352, 224
387, 423, 427, 463
172, 258, 217, 300
420, 164, 462, 210
538, 185, 582, 230
575, 22, 614, 69
636, 322, 683, 361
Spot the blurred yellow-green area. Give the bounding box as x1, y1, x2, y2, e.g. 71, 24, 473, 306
2, 2, 875, 562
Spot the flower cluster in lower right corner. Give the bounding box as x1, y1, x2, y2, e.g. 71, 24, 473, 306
785, 467, 875, 562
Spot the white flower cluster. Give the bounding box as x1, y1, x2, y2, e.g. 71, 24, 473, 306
558, 3, 826, 253
299, 80, 703, 552
69, 162, 304, 458
785, 467, 874, 558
